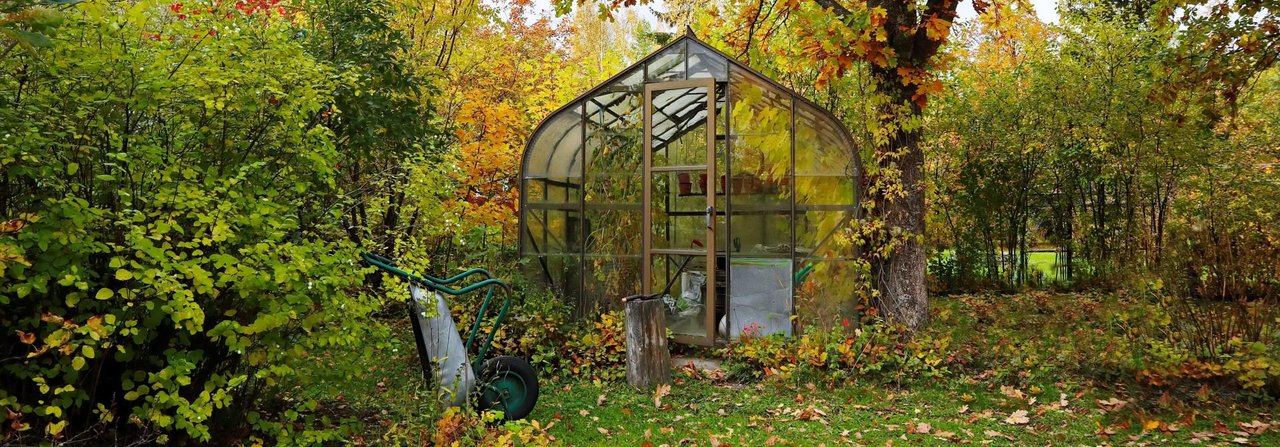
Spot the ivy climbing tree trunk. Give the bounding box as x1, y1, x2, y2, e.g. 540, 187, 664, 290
870, 77, 930, 330
809, 0, 959, 331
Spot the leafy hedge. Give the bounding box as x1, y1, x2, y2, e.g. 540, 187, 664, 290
0, 3, 400, 443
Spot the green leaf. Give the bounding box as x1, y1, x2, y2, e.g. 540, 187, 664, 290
115, 269, 132, 281
66, 162, 79, 175
71, 356, 85, 370
95, 288, 114, 300
82, 345, 95, 359
3, 28, 53, 48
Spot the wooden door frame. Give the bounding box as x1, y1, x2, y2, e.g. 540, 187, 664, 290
642, 78, 717, 346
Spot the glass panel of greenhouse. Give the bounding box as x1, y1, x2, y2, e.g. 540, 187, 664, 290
520, 34, 860, 345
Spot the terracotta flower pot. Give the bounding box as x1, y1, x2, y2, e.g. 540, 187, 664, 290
677, 173, 693, 196
746, 174, 763, 194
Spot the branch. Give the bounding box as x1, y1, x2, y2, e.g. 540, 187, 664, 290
812, 0, 852, 19
913, 0, 961, 63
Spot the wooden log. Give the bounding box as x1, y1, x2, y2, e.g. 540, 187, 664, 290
624, 296, 671, 388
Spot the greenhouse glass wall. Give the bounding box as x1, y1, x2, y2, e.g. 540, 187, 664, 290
520, 34, 862, 345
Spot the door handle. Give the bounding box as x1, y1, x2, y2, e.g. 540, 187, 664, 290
705, 206, 714, 230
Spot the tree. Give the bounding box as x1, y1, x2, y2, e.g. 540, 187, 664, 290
778, 0, 963, 330
566, 0, 961, 330
1155, 0, 1279, 111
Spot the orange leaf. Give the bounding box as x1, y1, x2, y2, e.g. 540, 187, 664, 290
15, 330, 35, 345
924, 16, 952, 41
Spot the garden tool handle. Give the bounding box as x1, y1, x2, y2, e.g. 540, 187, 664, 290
622, 293, 663, 303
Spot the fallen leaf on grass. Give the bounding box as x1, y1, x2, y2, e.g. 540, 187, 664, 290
1097, 424, 1118, 436
984, 429, 1014, 440
1215, 421, 1232, 433
1239, 420, 1270, 435
1190, 431, 1215, 441
1142, 419, 1161, 431
597, 427, 610, 436
908, 422, 931, 434
792, 406, 829, 424
1097, 397, 1127, 412
654, 384, 671, 408
1004, 410, 1030, 425
1000, 385, 1026, 400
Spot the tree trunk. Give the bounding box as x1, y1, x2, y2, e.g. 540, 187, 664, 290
624, 297, 670, 388
873, 98, 929, 331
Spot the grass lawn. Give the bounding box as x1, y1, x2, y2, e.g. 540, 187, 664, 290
1027, 250, 1058, 280
297, 292, 1279, 446
531, 375, 1278, 446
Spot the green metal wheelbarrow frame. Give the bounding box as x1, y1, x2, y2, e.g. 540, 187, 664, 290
361, 253, 538, 419
362, 252, 511, 372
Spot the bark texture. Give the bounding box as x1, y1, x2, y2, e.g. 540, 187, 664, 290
624, 298, 671, 388
874, 113, 930, 331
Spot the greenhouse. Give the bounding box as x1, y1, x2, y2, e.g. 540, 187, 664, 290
520, 34, 862, 345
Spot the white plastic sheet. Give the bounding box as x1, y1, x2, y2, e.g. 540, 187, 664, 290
728, 258, 793, 339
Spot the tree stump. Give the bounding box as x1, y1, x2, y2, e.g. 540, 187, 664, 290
624, 296, 670, 388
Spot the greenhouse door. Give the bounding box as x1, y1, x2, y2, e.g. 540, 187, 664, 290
642, 79, 718, 345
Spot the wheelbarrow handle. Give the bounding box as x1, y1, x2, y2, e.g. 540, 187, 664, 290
622, 293, 663, 303
362, 252, 493, 285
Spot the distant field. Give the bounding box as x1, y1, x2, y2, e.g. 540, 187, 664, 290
936, 249, 1065, 283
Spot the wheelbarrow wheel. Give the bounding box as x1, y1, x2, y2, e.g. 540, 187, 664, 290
477, 355, 539, 421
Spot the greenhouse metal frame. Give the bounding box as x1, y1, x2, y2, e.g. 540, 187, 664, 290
520, 33, 862, 345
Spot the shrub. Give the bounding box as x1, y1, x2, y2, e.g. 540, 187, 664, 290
443, 279, 628, 382
561, 311, 629, 382
722, 315, 953, 384
0, 4, 388, 443
1122, 290, 1280, 393
427, 407, 555, 447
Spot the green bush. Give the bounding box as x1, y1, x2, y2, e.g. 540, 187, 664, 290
721, 316, 953, 384
0, 4, 391, 443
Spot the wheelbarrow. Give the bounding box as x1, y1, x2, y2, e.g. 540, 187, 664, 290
361, 253, 539, 420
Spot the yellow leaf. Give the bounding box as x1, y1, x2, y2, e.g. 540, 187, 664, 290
46, 419, 67, 436
925, 16, 952, 41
